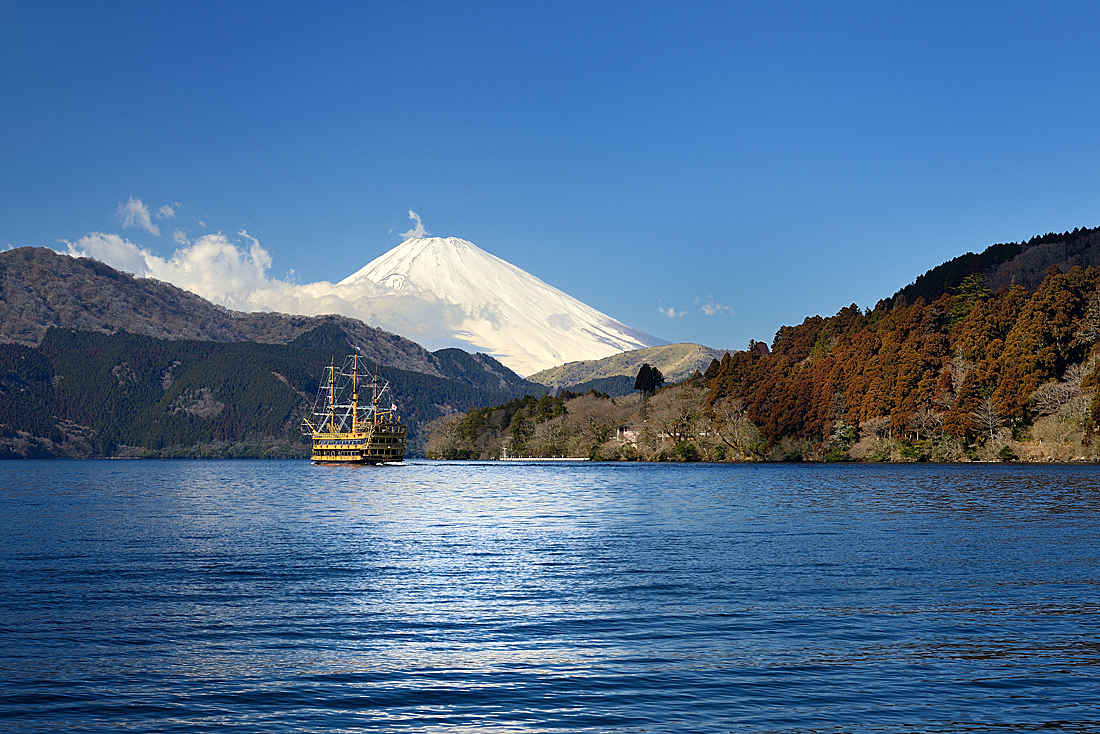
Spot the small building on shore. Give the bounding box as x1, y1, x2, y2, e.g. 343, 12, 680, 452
616, 425, 639, 443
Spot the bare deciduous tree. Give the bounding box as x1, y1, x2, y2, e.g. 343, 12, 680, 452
565, 395, 616, 446
1075, 290, 1100, 345
908, 407, 944, 442
423, 413, 464, 457
1031, 361, 1090, 417
530, 419, 569, 457
862, 416, 891, 440
646, 383, 702, 444
708, 397, 764, 459
970, 396, 1005, 441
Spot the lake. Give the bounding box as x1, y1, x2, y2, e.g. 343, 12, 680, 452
1, 460, 1098, 732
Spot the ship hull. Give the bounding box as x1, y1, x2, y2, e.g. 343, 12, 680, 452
310, 422, 407, 464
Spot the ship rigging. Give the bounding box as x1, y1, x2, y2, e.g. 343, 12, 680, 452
302, 351, 406, 464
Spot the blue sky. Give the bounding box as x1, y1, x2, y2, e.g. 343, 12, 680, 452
3, 1, 1100, 352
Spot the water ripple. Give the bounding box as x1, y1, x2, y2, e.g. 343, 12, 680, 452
1, 460, 1099, 732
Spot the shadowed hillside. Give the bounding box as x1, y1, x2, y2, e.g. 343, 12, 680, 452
893, 225, 1100, 305
0, 247, 443, 372
0, 328, 543, 459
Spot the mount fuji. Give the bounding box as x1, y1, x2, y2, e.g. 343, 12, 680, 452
340, 237, 668, 376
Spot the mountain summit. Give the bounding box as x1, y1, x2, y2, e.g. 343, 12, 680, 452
340, 237, 667, 376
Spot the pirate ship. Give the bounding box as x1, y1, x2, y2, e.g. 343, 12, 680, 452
302, 352, 406, 464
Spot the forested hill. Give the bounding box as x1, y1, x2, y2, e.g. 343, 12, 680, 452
705, 262, 1100, 460
893, 225, 1100, 305
0, 247, 541, 395
429, 259, 1100, 463
286, 321, 540, 396
0, 328, 542, 459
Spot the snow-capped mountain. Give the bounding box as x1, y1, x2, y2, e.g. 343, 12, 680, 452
340, 237, 668, 376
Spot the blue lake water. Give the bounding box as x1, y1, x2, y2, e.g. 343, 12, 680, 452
1, 460, 1098, 732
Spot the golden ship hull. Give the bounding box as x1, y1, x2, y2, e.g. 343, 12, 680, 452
310, 422, 406, 464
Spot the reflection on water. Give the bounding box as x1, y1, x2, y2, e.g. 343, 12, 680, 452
1, 461, 1099, 732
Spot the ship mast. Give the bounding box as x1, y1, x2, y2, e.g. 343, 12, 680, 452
327, 357, 336, 432
351, 350, 359, 433
372, 368, 379, 425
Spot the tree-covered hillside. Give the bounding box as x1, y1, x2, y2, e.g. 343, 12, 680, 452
431, 263, 1100, 463
561, 375, 636, 397
706, 264, 1100, 460
0, 248, 444, 371
0, 328, 542, 459
893, 225, 1100, 305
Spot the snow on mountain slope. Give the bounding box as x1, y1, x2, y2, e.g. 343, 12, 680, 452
341, 237, 668, 376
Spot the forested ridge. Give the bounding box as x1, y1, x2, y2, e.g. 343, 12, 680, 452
430, 262, 1100, 462
0, 328, 542, 459
0, 246, 529, 382
892, 224, 1100, 304
706, 264, 1099, 455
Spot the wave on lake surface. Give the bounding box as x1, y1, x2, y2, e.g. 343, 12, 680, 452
1, 461, 1098, 732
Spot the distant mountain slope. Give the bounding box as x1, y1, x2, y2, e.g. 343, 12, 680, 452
430, 348, 542, 395
893, 225, 1100, 304
560, 375, 637, 398
527, 343, 727, 390
0, 247, 442, 372
340, 236, 668, 375
284, 322, 541, 396
0, 247, 539, 394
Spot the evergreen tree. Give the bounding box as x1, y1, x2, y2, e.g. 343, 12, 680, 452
634, 363, 665, 397
949, 273, 993, 323
634, 363, 652, 393
703, 357, 722, 380
653, 366, 665, 392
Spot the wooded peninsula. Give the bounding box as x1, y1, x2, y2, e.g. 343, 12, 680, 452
427, 245, 1100, 462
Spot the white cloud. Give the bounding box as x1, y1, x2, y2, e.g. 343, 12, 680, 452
63, 230, 466, 342
157, 204, 176, 219
66, 231, 271, 309
658, 306, 687, 318
64, 233, 155, 277
172, 229, 189, 245
699, 301, 733, 316
400, 210, 429, 239
117, 197, 160, 236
